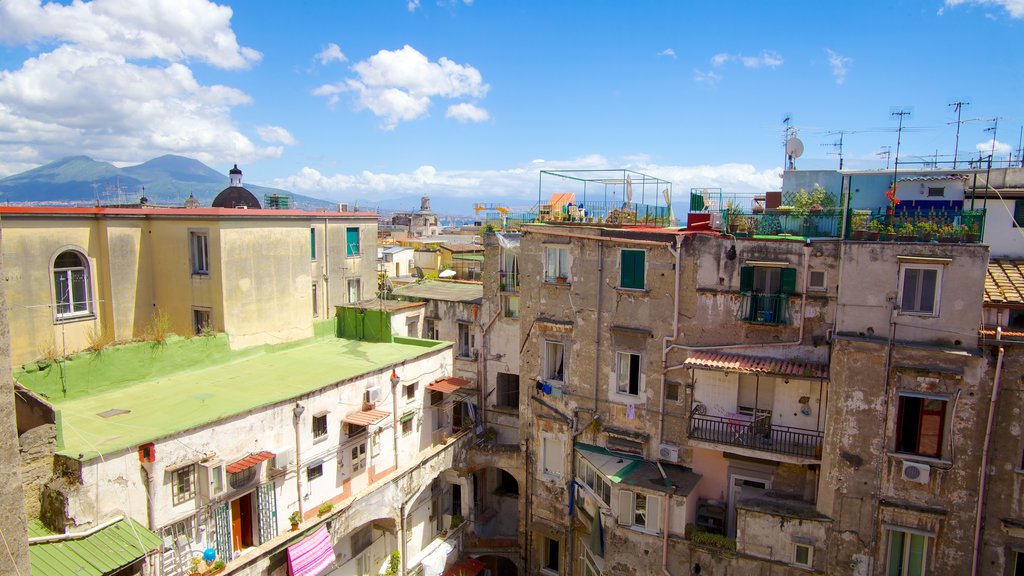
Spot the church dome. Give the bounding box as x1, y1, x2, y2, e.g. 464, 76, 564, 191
212, 164, 261, 209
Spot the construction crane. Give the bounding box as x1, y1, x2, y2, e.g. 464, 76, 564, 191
473, 203, 509, 218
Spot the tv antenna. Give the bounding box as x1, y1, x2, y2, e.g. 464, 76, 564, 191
823, 130, 848, 170
947, 100, 970, 168
984, 117, 1001, 161
877, 146, 892, 170
890, 107, 913, 185
782, 114, 798, 169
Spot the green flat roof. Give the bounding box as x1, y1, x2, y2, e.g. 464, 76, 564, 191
19, 334, 448, 460
29, 517, 162, 576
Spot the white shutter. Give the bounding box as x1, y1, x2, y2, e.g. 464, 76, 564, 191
617, 490, 633, 526
543, 438, 563, 476
646, 494, 663, 533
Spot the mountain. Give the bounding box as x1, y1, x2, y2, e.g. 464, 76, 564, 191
0, 155, 335, 210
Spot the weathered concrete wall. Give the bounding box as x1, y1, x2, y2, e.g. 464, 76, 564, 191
19, 423, 56, 519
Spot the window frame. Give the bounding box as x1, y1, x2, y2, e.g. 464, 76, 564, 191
504, 294, 520, 318
457, 322, 474, 358
401, 413, 414, 436
312, 283, 319, 318
544, 246, 570, 283
348, 278, 361, 303
404, 381, 418, 402
665, 381, 681, 403
884, 527, 931, 576
312, 413, 328, 440
895, 392, 948, 459
808, 270, 827, 292
615, 351, 641, 396
310, 227, 317, 261
617, 488, 663, 534
541, 536, 560, 574
1015, 200, 1024, 227
52, 250, 93, 320
346, 226, 360, 257
619, 248, 647, 290
190, 230, 210, 276
192, 307, 212, 335
425, 319, 439, 340
793, 543, 813, 568
496, 372, 520, 409
574, 452, 612, 506
542, 436, 563, 478
307, 463, 324, 481
544, 340, 566, 384
898, 264, 942, 316
927, 186, 945, 198
351, 442, 367, 473
171, 465, 196, 506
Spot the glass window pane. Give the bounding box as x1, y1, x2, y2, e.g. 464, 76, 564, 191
920, 269, 937, 313
887, 531, 905, 576
907, 534, 926, 576
70, 269, 88, 311
902, 269, 920, 312
54, 271, 70, 315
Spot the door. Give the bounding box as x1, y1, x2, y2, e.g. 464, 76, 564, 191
728, 475, 769, 537
256, 482, 278, 545
231, 492, 255, 551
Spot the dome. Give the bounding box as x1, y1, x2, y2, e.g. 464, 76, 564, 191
212, 186, 261, 209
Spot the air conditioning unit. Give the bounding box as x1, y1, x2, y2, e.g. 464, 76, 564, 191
198, 461, 225, 502
901, 461, 930, 484
271, 448, 294, 471
364, 386, 381, 404
658, 442, 680, 463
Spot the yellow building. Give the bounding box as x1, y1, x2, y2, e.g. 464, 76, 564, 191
0, 205, 378, 367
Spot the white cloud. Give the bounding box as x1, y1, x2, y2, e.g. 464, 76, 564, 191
711, 53, 732, 67
944, 0, 1024, 18
446, 102, 490, 123
693, 69, 721, 86
257, 125, 297, 145
826, 49, 852, 85
408, 0, 421, 11
315, 43, 347, 65
740, 51, 783, 69
0, 0, 260, 69
976, 138, 1012, 155
657, 48, 677, 59
313, 45, 489, 129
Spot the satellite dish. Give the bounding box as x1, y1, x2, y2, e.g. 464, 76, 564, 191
438, 269, 456, 278
786, 137, 804, 159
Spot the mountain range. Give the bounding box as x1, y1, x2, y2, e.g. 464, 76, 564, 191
0, 155, 335, 210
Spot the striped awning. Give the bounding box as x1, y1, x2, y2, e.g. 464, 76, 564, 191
226, 451, 274, 474
426, 377, 472, 394
683, 351, 829, 379
342, 409, 389, 427
287, 525, 335, 576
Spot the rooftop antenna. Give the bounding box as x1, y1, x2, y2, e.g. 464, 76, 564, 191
947, 100, 970, 169
984, 117, 1001, 210
890, 107, 913, 187
877, 146, 892, 170
1016, 126, 1023, 168
782, 114, 796, 170
823, 130, 848, 170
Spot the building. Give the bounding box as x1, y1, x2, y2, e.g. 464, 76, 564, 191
391, 196, 441, 238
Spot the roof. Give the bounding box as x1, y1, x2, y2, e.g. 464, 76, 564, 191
896, 175, 967, 183
346, 298, 425, 312
0, 205, 377, 219
443, 558, 486, 576
684, 350, 829, 379
546, 192, 576, 211
28, 517, 162, 576
19, 334, 448, 460
212, 185, 262, 209
392, 279, 483, 303
985, 259, 1024, 305
453, 254, 485, 261
575, 443, 701, 495
343, 409, 390, 426
426, 377, 473, 394
383, 246, 413, 254
439, 243, 484, 253
226, 451, 275, 474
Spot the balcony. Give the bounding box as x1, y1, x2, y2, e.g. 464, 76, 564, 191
723, 209, 843, 238
688, 413, 822, 460
499, 271, 519, 292
846, 208, 985, 243
736, 293, 789, 325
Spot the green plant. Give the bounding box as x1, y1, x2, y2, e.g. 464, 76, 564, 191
918, 221, 938, 235
868, 219, 886, 232
481, 223, 497, 233
685, 524, 738, 553
792, 185, 835, 222
897, 221, 916, 236
450, 514, 463, 528
318, 501, 333, 516
723, 198, 743, 214
289, 511, 301, 525
213, 560, 225, 570
145, 307, 173, 344
383, 551, 401, 576
189, 557, 202, 575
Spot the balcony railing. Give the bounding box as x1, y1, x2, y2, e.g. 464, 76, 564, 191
484, 201, 673, 229
846, 208, 985, 243
688, 413, 822, 459
499, 270, 519, 292
723, 209, 843, 238
736, 292, 789, 325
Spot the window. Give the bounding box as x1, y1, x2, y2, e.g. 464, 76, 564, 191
575, 452, 612, 506
172, 465, 195, 505
458, 323, 473, 358
307, 463, 323, 480
896, 394, 947, 458
348, 278, 361, 303
312, 413, 328, 439
738, 265, 796, 324
927, 186, 945, 197
620, 249, 646, 290
1015, 200, 1024, 227
504, 295, 520, 318
53, 250, 92, 319
496, 372, 520, 409
405, 381, 417, 401
192, 308, 211, 335
312, 283, 319, 317
190, 231, 209, 275
899, 266, 941, 315
430, 390, 443, 406
544, 341, 565, 383
425, 319, 439, 340
616, 351, 641, 395
310, 228, 317, 260
542, 536, 560, 574
885, 528, 930, 576
665, 381, 681, 402
1013, 550, 1024, 576
346, 227, 360, 257
401, 412, 414, 436
498, 470, 519, 496
351, 443, 367, 472
544, 246, 570, 283
794, 543, 813, 568
542, 436, 563, 477
737, 374, 774, 418
808, 270, 826, 291
347, 423, 367, 439
617, 489, 662, 533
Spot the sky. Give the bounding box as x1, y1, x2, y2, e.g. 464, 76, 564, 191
0, 0, 1022, 214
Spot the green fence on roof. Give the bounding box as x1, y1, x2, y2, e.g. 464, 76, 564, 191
336, 306, 393, 343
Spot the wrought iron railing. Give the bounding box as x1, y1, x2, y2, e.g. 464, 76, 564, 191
736, 292, 790, 325
688, 413, 822, 459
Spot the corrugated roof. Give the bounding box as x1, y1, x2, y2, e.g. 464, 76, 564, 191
226, 451, 275, 474
342, 409, 390, 426
29, 517, 162, 576
426, 377, 473, 394
392, 280, 483, 303
985, 259, 1024, 305
684, 351, 829, 379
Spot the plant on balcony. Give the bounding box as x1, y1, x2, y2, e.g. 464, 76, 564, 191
918, 221, 938, 242
744, 216, 760, 236
885, 184, 900, 214
685, 524, 737, 554
866, 219, 885, 240
963, 221, 980, 243
289, 511, 301, 529
896, 221, 917, 241
938, 224, 958, 243
450, 514, 463, 528
383, 551, 401, 576
850, 211, 870, 240
317, 501, 333, 517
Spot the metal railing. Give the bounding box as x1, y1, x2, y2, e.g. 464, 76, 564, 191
723, 209, 843, 238
499, 270, 519, 292
846, 208, 986, 243
688, 413, 822, 459
736, 292, 789, 325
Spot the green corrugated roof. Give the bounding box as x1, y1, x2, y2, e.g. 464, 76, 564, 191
29, 517, 162, 576
453, 254, 485, 261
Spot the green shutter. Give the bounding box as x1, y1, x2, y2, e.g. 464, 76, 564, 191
634, 250, 646, 289
621, 250, 645, 289
780, 268, 797, 294
739, 266, 754, 292
310, 228, 316, 260
346, 227, 359, 257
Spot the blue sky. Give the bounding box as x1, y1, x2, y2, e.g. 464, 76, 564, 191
0, 0, 1021, 214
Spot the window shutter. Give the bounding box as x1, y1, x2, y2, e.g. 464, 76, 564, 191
633, 250, 646, 289
646, 494, 662, 533
739, 266, 754, 292
780, 268, 797, 294
346, 227, 359, 257
621, 251, 634, 288
310, 228, 316, 260
617, 490, 633, 526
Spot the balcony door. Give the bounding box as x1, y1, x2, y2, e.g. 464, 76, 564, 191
737, 374, 775, 418
728, 474, 770, 537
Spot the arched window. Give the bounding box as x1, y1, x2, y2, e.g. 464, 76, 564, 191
53, 250, 91, 319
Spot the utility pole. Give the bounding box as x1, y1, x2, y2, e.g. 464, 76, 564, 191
948, 100, 970, 169
984, 117, 1000, 210
1016, 126, 1023, 168
824, 131, 847, 170
782, 115, 794, 169
891, 109, 912, 188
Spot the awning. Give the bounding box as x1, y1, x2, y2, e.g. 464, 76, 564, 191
28, 517, 162, 576
342, 409, 390, 427
426, 377, 472, 394
400, 412, 416, 424
443, 558, 486, 576
286, 525, 335, 576
683, 351, 829, 379
226, 451, 275, 474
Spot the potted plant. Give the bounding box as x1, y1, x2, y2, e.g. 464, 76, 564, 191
850, 211, 870, 240
318, 502, 333, 517
289, 511, 301, 530
744, 216, 759, 237
866, 219, 884, 241
963, 221, 980, 243
917, 221, 938, 242
724, 199, 743, 233
205, 560, 226, 576
189, 557, 202, 576
896, 221, 916, 242
938, 224, 957, 243
450, 514, 463, 529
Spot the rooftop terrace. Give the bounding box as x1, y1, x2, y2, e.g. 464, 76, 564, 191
17, 331, 449, 460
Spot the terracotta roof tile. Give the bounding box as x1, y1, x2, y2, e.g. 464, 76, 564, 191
342, 409, 389, 427
226, 451, 274, 474
426, 377, 473, 394
683, 351, 828, 379
985, 259, 1024, 305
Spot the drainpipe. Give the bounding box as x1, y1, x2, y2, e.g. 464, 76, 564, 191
323, 217, 330, 310
400, 501, 408, 576
972, 326, 1004, 576
141, 465, 156, 530
479, 307, 502, 429
293, 403, 305, 518
392, 370, 401, 473
655, 462, 676, 576
659, 234, 683, 447
593, 242, 604, 413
